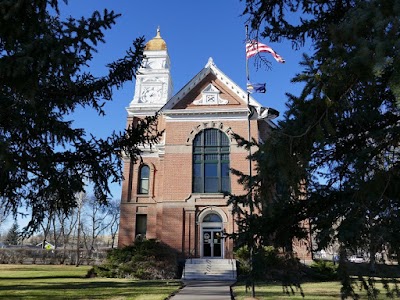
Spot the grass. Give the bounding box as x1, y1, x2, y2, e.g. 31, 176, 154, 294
233, 281, 342, 300
232, 260, 400, 299
0, 264, 182, 300
232, 280, 400, 300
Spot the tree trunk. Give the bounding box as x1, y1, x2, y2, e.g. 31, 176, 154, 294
369, 245, 376, 274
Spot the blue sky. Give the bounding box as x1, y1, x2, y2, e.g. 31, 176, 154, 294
63, 0, 312, 199
3, 1, 314, 231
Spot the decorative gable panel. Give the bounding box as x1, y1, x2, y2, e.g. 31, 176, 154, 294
193, 83, 229, 105
162, 57, 262, 115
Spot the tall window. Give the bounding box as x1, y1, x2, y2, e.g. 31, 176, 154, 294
138, 165, 150, 194
193, 129, 230, 193
135, 214, 147, 239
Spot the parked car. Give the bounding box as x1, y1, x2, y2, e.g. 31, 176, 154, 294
348, 255, 365, 263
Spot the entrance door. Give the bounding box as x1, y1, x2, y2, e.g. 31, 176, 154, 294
201, 212, 223, 258
202, 229, 222, 258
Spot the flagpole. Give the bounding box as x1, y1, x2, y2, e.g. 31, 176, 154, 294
245, 24, 252, 184
245, 24, 256, 299
246, 25, 250, 82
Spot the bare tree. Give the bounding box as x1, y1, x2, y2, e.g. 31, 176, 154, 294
75, 191, 87, 266
81, 196, 109, 256
107, 199, 120, 248
39, 211, 54, 249
0, 198, 10, 234
53, 208, 78, 263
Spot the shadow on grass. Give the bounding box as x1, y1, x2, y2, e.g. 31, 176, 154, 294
0, 279, 181, 290
233, 282, 342, 300
0, 275, 87, 280
346, 262, 400, 278
0, 279, 182, 300
234, 262, 400, 299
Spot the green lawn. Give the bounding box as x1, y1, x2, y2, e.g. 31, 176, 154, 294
232, 261, 400, 299
233, 281, 341, 300
0, 264, 182, 300
232, 280, 400, 300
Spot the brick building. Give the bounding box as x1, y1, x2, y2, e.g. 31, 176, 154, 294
118, 29, 302, 260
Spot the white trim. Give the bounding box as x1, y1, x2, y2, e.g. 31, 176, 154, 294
165, 115, 248, 122
163, 108, 249, 122
164, 108, 247, 115
161, 58, 261, 111
198, 207, 228, 223
198, 208, 227, 258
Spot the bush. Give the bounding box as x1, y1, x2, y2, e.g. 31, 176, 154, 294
91, 239, 179, 280
234, 245, 251, 276
309, 260, 338, 281
234, 245, 303, 283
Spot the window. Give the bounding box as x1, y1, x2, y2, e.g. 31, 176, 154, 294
193, 129, 230, 193
135, 214, 147, 239
203, 213, 222, 222
138, 165, 150, 194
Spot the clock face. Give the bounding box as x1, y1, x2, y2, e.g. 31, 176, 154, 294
141, 87, 162, 103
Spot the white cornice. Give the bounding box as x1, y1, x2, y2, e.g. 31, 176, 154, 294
126, 105, 161, 117
163, 107, 247, 115
163, 108, 249, 121
121, 142, 165, 160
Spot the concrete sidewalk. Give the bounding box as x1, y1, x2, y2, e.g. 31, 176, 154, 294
169, 280, 235, 300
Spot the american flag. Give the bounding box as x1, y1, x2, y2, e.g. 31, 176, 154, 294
246, 40, 285, 63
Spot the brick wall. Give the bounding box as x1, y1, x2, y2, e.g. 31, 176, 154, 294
118, 115, 263, 252
118, 111, 311, 260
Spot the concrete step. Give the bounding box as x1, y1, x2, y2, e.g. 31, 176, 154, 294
183, 275, 235, 281
184, 269, 234, 274
185, 258, 234, 264
182, 258, 237, 281
184, 264, 234, 269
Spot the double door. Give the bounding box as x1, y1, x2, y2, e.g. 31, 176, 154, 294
202, 229, 222, 258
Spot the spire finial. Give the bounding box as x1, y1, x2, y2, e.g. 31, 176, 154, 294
144, 26, 167, 51
205, 57, 214, 68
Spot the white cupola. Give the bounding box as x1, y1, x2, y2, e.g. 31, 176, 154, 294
127, 27, 173, 116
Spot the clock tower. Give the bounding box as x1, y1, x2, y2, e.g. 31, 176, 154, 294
128, 27, 173, 116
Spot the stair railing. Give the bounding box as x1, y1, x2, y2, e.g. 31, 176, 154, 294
231, 259, 236, 278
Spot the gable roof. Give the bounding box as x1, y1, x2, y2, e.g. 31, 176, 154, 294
161, 57, 261, 114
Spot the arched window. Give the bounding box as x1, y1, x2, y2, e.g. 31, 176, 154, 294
138, 165, 150, 194
193, 129, 230, 193
203, 213, 222, 222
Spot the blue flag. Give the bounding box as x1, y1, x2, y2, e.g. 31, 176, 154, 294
247, 82, 266, 93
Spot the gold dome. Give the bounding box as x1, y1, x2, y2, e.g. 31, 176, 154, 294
144, 27, 167, 51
